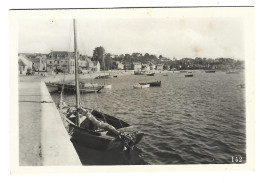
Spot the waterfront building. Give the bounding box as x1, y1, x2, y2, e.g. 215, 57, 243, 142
46, 51, 100, 74
141, 64, 150, 72
18, 53, 47, 74
149, 63, 156, 71
156, 64, 164, 71
93, 61, 100, 72
47, 51, 73, 73
133, 62, 142, 71
115, 61, 124, 70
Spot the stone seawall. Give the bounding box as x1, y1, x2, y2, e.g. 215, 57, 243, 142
40, 81, 81, 165
18, 79, 81, 166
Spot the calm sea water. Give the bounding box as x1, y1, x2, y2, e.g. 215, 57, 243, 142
50, 71, 246, 165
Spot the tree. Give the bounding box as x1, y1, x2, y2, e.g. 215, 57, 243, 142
92, 46, 105, 69
104, 53, 113, 70
124, 54, 131, 62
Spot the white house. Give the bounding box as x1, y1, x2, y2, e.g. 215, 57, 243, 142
93, 61, 100, 72
133, 62, 142, 71
116, 61, 124, 70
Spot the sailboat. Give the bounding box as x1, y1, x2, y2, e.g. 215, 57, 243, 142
57, 81, 104, 94
58, 19, 143, 151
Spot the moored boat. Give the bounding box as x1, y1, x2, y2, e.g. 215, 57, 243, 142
95, 75, 113, 79
133, 83, 150, 89
58, 19, 143, 151
45, 82, 59, 92
185, 74, 193, 77
146, 73, 155, 76
134, 70, 146, 75
139, 81, 161, 87
58, 82, 104, 94
205, 70, 215, 73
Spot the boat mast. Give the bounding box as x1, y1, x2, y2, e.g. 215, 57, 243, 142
73, 19, 80, 126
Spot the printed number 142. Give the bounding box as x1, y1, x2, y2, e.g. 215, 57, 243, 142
232, 156, 242, 163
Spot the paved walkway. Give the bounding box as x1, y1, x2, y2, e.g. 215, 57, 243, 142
19, 80, 42, 166
18, 77, 81, 166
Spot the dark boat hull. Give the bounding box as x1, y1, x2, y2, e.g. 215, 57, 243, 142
58, 85, 104, 94
185, 74, 193, 77
139, 81, 161, 87
146, 73, 155, 76
45, 82, 59, 92
95, 75, 113, 79
134, 71, 146, 75
66, 122, 144, 151
205, 70, 215, 73
61, 109, 144, 151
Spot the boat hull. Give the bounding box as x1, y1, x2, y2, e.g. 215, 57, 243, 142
133, 84, 150, 89
68, 123, 121, 150
146, 73, 155, 76
45, 82, 59, 92
185, 74, 193, 77
68, 124, 144, 150
95, 75, 113, 79
205, 70, 216, 73
134, 71, 146, 75
58, 85, 104, 94
139, 81, 161, 87
61, 110, 144, 151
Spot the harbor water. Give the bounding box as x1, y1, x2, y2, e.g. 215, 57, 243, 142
50, 71, 246, 165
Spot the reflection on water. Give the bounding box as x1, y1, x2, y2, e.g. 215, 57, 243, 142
51, 71, 246, 165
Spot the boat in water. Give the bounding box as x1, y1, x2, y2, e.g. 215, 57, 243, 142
134, 70, 146, 75
133, 83, 150, 89
95, 75, 113, 79
185, 74, 193, 77
58, 82, 104, 94
139, 81, 161, 87
58, 19, 143, 151
45, 82, 59, 92
146, 72, 155, 76
205, 70, 216, 73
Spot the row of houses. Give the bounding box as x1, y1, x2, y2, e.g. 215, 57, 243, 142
18, 51, 102, 74
46, 51, 100, 73
18, 51, 165, 75
132, 62, 164, 72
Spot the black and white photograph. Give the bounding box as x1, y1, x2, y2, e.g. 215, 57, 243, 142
10, 7, 255, 172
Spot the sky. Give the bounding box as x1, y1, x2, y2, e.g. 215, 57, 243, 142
18, 17, 245, 60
